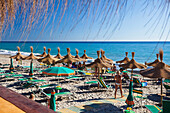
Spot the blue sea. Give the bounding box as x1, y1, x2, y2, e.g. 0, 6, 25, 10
0, 41, 170, 65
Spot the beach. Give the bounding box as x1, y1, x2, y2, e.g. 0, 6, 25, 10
0, 54, 169, 113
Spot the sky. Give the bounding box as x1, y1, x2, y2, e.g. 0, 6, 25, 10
1, 0, 169, 41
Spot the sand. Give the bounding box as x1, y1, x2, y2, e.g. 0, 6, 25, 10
0, 54, 169, 113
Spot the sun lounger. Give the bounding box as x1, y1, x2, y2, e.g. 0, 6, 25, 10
5, 74, 23, 78
97, 77, 112, 89
163, 84, 170, 95
145, 105, 162, 113
66, 76, 82, 82
84, 81, 98, 88
145, 99, 170, 113
133, 89, 148, 108
44, 92, 72, 98
133, 77, 147, 87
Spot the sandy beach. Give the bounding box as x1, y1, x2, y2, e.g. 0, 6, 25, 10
0, 54, 169, 113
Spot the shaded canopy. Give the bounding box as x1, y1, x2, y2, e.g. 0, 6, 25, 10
75, 49, 86, 62
38, 48, 58, 65
24, 46, 38, 60
10, 46, 26, 61
42, 67, 75, 76
116, 52, 130, 64
100, 50, 113, 63
81, 50, 93, 59
36, 47, 47, 57
55, 48, 80, 64
145, 54, 170, 68
86, 51, 112, 68
54, 47, 64, 59
141, 50, 170, 79
119, 52, 146, 69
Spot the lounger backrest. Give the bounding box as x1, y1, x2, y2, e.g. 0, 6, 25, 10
163, 84, 170, 89
133, 78, 141, 84
163, 100, 170, 113
97, 78, 107, 88
133, 89, 143, 95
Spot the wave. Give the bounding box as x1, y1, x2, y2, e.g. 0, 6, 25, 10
0, 49, 40, 56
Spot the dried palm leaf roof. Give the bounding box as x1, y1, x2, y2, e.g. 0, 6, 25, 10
10, 46, 26, 61
54, 47, 64, 59
86, 50, 112, 68
38, 48, 58, 65
145, 54, 170, 68
141, 49, 170, 79
100, 50, 113, 62
81, 50, 93, 59
55, 48, 80, 64
119, 52, 146, 69
116, 52, 130, 64
0, 1, 169, 41
24, 46, 38, 60
75, 49, 86, 62
37, 47, 47, 57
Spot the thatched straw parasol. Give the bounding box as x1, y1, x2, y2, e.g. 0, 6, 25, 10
119, 52, 146, 107
140, 50, 170, 105
37, 47, 47, 57
55, 48, 80, 67
100, 50, 113, 63
38, 48, 58, 66
116, 52, 130, 64
24, 46, 38, 76
81, 50, 93, 59
10, 46, 26, 61
145, 54, 170, 68
75, 49, 86, 62
24, 46, 38, 60
86, 51, 112, 68
54, 47, 64, 59
86, 50, 112, 88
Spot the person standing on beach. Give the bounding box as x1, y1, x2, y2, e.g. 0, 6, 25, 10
114, 71, 124, 99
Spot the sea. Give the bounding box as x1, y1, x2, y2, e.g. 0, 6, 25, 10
0, 41, 170, 65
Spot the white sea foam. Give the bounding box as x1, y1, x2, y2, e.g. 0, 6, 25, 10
0, 49, 40, 56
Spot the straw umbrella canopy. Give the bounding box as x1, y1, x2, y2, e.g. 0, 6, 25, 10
63, 48, 75, 58
100, 50, 113, 63
81, 50, 93, 59
55, 48, 80, 67
140, 50, 170, 105
54, 47, 64, 59
38, 48, 58, 66
116, 52, 130, 64
75, 49, 86, 62
37, 47, 47, 57
10, 46, 26, 61
145, 54, 170, 68
24, 46, 38, 60
119, 52, 146, 107
24, 46, 38, 76
86, 50, 112, 88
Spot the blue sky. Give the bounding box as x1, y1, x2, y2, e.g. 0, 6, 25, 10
1, 0, 169, 41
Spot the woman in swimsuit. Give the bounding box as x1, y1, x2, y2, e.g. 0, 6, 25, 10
114, 71, 124, 99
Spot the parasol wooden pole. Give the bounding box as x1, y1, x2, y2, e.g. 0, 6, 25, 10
161, 78, 163, 106
98, 67, 100, 88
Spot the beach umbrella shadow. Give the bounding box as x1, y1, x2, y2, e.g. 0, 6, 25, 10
80, 103, 123, 113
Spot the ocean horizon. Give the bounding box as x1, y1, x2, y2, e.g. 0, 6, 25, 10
0, 41, 170, 65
